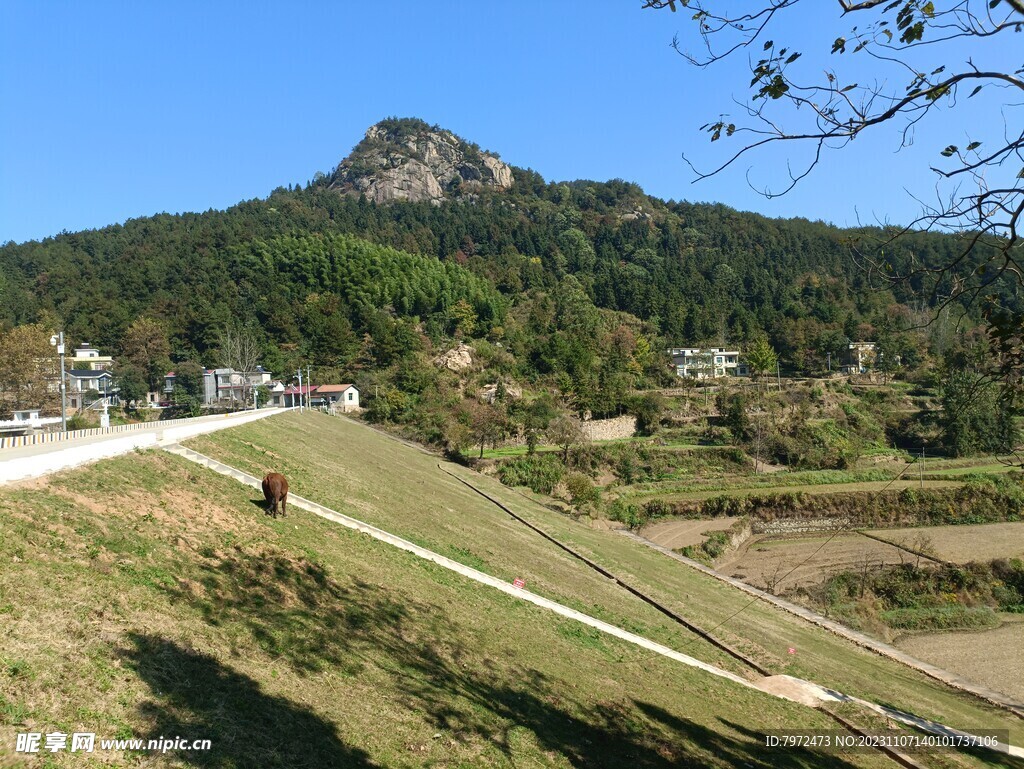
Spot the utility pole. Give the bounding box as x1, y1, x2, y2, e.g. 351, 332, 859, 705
920, 445, 925, 489
296, 369, 303, 413
827, 352, 831, 372
307, 365, 312, 410
50, 332, 67, 431
100, 377, 110, 428
776, 361, 782, 392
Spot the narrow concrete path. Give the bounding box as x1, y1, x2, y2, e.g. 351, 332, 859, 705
620, 530, 1024, 719
165, 443, 1022, 760
0, 409, 283, 484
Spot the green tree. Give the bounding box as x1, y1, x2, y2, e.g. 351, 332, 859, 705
173, 361, 206, 401
448, 299, 478, 340
565, 472, 600, 513
745, 336, 778, 384
938, 370, 1020, 456
0, 324, 58, 418
467, 400, 506, 458
122, 317, 171, 392
115, 364, 149, 410
547, 415, 586, 463
717, 390, 751, 441
631, 392, 666, 436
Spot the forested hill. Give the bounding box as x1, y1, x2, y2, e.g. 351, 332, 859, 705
0, 118, 1000, 382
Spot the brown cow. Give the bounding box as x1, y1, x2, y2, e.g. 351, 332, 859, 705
262, 473, 289, 519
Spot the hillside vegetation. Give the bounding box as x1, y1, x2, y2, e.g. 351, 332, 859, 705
1, 119, 1016, 425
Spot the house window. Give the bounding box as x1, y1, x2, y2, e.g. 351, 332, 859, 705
715, 357, 723, 364
347, 392, 353, 401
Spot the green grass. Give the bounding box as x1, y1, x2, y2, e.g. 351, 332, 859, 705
0, 429, 886, 768
480, 435, 703, 459
618, 468, 966, 502
185, 413, 1022, 757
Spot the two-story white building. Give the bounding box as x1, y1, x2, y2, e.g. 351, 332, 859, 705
842, 342, 876, 374
669, 347, 749, 379
67, 369, 116, 411
69, 344, 114, 371
164, 366, 273, 406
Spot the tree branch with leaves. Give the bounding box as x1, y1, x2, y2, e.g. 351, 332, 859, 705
644, 0, 1024, 385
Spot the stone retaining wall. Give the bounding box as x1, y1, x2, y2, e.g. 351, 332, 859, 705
581, 415, 636, 442
753, 516, 851, 535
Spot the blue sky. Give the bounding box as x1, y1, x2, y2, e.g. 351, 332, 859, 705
1, 1, 1018, 244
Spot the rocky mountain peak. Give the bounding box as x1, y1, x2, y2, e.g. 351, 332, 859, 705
328, 118, 514, 204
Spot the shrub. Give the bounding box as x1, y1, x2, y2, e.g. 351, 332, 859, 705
497, 455, 564, 494
880, 606, 998, 631
608, 499, 644, 528
565, 473, 600, 512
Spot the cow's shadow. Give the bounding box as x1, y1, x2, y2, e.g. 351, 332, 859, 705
248, 498, 272, 514
120, 633, 377, 768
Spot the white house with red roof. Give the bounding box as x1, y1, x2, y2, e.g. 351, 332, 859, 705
315, 384, 360, 412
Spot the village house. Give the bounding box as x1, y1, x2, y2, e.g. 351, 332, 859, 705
68, 343, 114, 371
842, 341, 876, 374
314, 384, 360, 412
264, 380, 286, 407
669, 347, 749, 379
0, 409, 63, 437
67, 369, 116, 411
281, 384, 318, 408
164, 366, 274, 406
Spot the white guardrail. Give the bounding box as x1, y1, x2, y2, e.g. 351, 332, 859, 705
0, 411, 268, 450
0, 409, 284, 485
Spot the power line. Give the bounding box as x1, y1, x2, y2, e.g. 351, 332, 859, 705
679, 457, 918, 653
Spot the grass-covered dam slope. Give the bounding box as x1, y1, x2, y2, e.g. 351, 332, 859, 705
0, 442, 881, 768
188, 412, 1024, 750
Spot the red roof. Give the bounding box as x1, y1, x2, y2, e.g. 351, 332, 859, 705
315, 384, 356, 394
283, 385, 319, 395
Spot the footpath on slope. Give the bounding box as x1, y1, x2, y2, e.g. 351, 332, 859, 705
163, 441, 1022, 761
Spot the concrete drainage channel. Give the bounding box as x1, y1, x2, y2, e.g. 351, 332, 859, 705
163, 442, 1021, 763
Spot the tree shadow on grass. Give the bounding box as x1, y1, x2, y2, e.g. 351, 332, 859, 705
120, 633, 378, 768
157, 546, 868, 768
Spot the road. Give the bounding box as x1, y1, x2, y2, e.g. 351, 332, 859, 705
0, 409, 284, 484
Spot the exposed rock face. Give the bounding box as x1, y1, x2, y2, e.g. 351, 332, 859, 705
479, 380, 523, 404
329, 119, 514, 204
434, 342, 475, 372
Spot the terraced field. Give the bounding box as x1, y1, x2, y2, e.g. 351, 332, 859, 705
867, 522, 1024, 564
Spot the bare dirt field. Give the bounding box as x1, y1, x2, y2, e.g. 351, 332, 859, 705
640, 516, 740, 549
866, 521, 1024, 564
894, 616, 1024, 703
717, 533, 917, 592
